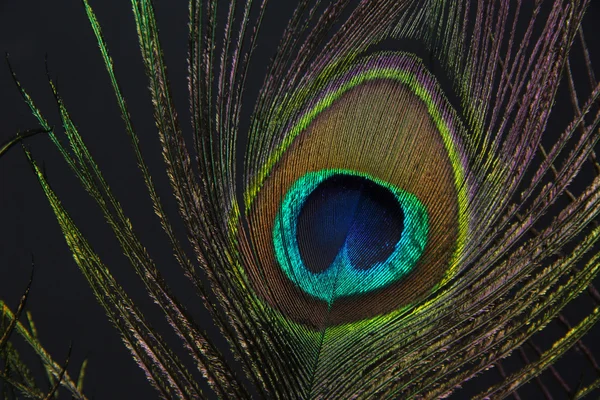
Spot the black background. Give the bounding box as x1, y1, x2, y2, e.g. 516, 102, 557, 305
0, 1, 599, 399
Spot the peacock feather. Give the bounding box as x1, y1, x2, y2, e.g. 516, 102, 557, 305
1, 0, 600, 398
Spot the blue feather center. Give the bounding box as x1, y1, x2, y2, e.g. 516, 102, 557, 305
273, 169, 429, 303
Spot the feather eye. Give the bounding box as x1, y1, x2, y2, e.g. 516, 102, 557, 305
2, 0, 600, 398
239, 54, 467, 325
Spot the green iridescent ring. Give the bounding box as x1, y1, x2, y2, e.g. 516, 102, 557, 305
273, 169, 429, 303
